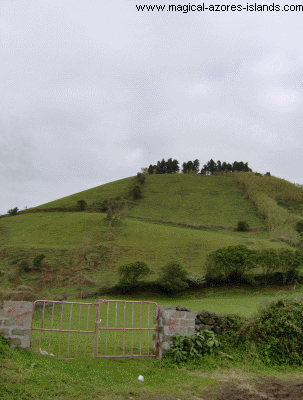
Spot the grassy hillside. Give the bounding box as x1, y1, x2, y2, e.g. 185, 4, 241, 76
1, 172, 303, 297
128, 174, 264, 227
32, 176, 135, 211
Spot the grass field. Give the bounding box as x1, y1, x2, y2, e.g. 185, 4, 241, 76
0, 210, 295, 293
128, 174, 264, 227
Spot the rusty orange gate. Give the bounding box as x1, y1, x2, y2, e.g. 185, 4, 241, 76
30, 299, 159, 359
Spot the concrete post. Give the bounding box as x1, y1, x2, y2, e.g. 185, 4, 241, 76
0, 301, 34, 348
154, 306, 196, 360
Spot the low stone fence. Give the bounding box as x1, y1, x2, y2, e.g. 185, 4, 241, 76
0, 301, 33, 348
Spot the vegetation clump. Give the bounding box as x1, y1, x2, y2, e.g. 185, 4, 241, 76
33, 254, 46, 271
167, 331, 220, 363
99, 197, 128, 227
19, 260, 30, 273
237, 220, 249, 232
157, 261, 189, 294
118, 261, 151, 285
76, 200, 87, 211
234, 297, 303, 365
7, 207, 18, 216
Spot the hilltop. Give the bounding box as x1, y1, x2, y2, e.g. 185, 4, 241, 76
0, 172, 303, 299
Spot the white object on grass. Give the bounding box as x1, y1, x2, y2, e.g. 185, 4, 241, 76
39, 347, 54, 356
138, 375, 144, 382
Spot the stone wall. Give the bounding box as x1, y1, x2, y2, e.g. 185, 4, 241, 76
0, 301, 34, 348
154, 306, 224, 360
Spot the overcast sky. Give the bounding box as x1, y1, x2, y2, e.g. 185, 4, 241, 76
1, 0, 303, 215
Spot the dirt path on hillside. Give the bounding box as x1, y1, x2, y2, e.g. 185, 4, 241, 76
138, 376, 303, 400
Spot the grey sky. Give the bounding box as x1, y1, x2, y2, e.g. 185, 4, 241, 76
1, 0, 303, 215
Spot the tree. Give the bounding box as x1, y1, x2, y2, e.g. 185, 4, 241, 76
148, 164, 155, 174
171, 159, 180, 173
100, 197, 128, 227
193, 159, 200, 173
257, 249, 280, 283
118, 261, 151, 284
277, 248, 295, 285
7, 207, 18, 216
205, 245, 257, 283
157, 261, 189, 294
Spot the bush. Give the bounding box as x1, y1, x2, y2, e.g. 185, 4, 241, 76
157, 261, 189, 295
204, 245, 257, 284
77, 200, 87, 211
19, 260, 30, 273
130, 184, 143, 200
237, 221, 249, 232
167, 331, 220, 363
136, 173, 146, 184
118, 261, 151, 285
187, 273, 205, 287
235, 297, 303, 365
7, 207, 18, 216
296, 220, 303, 234
33, 254, 46, 271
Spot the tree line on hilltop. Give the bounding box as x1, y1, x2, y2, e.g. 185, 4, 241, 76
147, 158, 252, 175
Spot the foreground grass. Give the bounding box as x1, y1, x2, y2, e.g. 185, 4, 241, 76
2, 322, 303, 400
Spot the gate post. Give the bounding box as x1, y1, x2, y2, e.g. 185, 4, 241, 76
0, 301, 34, 348
155, 306, 196, 360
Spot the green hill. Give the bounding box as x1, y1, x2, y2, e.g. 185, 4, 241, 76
1, 172, 302, 298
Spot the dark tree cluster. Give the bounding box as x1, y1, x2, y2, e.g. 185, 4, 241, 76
148, 158, 180, 174
147, 158, 252, 175
201, 159, 252, 174
182, 159, 200, 174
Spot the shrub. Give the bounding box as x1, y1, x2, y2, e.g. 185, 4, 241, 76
136, 172, 146, 184
187, 273, 205, 287
7, 207, 18, 216
235, 297, 303, 365
237, 221, 249, 232
167, 331, 220, 363
157, 261, 189, 295
33, 254, 46, 271
77, 200, 87, 211
130, 184, 143, 200
118, 261, 151, 285
295, 220, 303, 234
204, 245, 257, 284
19, 260, 30, 273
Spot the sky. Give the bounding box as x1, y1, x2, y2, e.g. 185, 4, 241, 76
1, 0, 303, 215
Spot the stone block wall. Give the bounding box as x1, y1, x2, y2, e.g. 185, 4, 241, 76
153, 306, 225, 360
154, 305, 197, 360
0, 301, 34, 348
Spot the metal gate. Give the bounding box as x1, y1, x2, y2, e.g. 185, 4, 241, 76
96, 300, 159, 358
30, 299, 159, 359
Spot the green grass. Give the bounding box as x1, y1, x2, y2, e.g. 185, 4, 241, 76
33, 176, 135, 211
129, 174, 264, 227
0, 212, 295, 292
